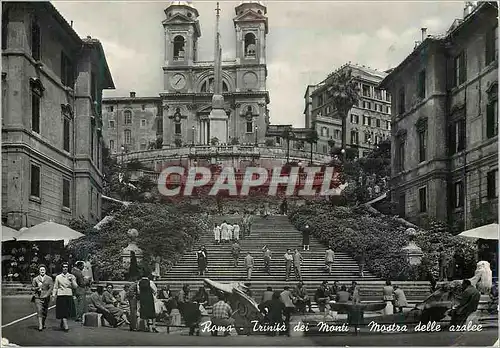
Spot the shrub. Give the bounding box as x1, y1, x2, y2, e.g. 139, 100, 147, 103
289, 201, 477, 281
68, 202, 210, 280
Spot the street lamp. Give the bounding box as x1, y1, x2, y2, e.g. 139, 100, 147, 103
254, 125, 258, 146
192, 126, 195, 146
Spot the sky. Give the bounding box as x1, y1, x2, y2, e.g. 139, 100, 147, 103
54, 0, 465, 127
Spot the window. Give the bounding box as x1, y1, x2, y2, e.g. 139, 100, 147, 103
386, 106, 391, 114
398, 87, 405, 114
140, 140, 147, 150
374, 88, 382, 100
453, 181, 464, 208
107, 106, 114, 112
321, 127, 329, 137
244, 33, 256, 57
386, 93, 391, 102
275, 136, 281, 145
453, 51, 466, 87
60, 52, 74, 88
385, 120, 391, 130
418, 129, 427, 162
362, 85, 371, 97
2, 8, 8, 50
485, 25, 498, 65
419, 187, 427, 213
449, 119, 465, 155
487, 86, 498, 138
63, 118, 70, 152
397, 136, 405, 171
109, 120, 115, 128
398, 192, 406, 217
363, 116, 371, 126
487, 170, 498, 199
62, 178, 70, 209
175, 122, 182, 135
31, 92, 40, 133
417, 70, 426, 99
364, 132, 371, 143
30, 164, 40, 198
350, 114, 359, 124
363, 101, 371, 110
375, 135, 381, 144
124, 129, 131, 144
350, 130, 359, 144
141, 104, 146, 111
31, 18, 40, 60
326, 105, 331, 114
124, 110, 132, 124
173, 35, 185, 60
90, 72, 96, 102
334, 130, 341, 139
246, 121, 253, 133
376, 118, 381, 128
109, 139, 115, 151
141, 119, 146, 128
318, 94, 324, 107
322, 145, 327, 154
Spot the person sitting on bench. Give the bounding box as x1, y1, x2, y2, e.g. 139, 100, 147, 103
87, 286, 120, 327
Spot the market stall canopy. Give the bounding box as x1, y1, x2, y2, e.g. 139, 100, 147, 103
2, 225, 19, 241
458, 223, 499, 240
16, 221, 85, 246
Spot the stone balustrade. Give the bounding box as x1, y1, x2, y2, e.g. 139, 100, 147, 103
116, 145, 332, 166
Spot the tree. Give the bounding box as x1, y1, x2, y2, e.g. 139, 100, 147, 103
305, 129, 319, 165
281, 129, 296, 163
326, 68, 360, 152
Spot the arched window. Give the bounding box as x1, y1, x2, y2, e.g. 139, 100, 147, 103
173, 36, 185, 60
124, 110, 132, 124
244, 33, 256, 57
200, 78, 229, 92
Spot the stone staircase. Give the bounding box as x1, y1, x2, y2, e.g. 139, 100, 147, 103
160, 215, 432, 303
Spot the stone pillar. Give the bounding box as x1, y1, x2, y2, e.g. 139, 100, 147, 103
122, 228, 143, 268
401, 228, 423, 265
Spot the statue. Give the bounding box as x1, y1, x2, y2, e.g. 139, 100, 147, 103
203, 278, 263, 335
122, 229, 143, 268
469, 260, 493, 294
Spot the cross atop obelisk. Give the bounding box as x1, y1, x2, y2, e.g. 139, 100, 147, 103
208, 1, 228, 144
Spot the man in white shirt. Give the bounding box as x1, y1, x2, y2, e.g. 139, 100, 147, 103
284, 249, 293, 281
244, 252, 254, 280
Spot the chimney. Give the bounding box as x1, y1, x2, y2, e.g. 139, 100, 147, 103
414, 41, 421, 49
421, 28, 427, 41
130, 91, 136, 98
70, 20, 73, 27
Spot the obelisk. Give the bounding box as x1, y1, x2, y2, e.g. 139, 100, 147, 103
208, 2, 228, 144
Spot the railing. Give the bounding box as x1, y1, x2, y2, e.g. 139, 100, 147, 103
116, 145, 332, 165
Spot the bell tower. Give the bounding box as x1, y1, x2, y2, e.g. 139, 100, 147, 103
162, 1, 201, 67
233, 1, 268, 65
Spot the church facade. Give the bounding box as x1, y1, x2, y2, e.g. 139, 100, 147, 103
102, 1, 271, 152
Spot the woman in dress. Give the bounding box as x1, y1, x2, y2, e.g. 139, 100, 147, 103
196, 248, 207, 276
31, 265, 53, 331
233, 223, 240, 241
213, 224, 221, 244
52, 262, 77, 331
382, 280, 394, 315
137, 273, 158, 332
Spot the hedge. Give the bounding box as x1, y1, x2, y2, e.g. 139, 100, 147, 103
289, 202, 477, 281
68, 202, 211, 280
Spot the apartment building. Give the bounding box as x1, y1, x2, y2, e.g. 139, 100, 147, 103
1, 2, 114, 228
380, 2, 498, 230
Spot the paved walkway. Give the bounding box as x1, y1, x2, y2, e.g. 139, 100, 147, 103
2, 296, 498, 346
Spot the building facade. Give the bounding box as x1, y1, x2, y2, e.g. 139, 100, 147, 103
1, 2, 114, 228
305, 64, 392, 158
102, 93, 162, 153
102, 1, 271, 151
380, 2, 498, 230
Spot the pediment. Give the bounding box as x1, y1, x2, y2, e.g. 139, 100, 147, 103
233, 9, 267, 22
197, 104, 212, 113
163, 12, 196, 25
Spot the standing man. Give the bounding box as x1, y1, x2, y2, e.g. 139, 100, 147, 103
293, 249, 303, 281
231, 241, 241, 267
126, 281, 139, 331
263, 246, 272, 275
71, 261, 89, 322
325, 246, 335, 275
302, 224, 310, 251
246, 214, 254, 237
284, 249, 293, 281
280, 286, 295, 336
244, 252, 254, 281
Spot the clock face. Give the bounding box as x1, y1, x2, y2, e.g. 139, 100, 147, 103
170, 73, 187, 90
242, 72, 258, 89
